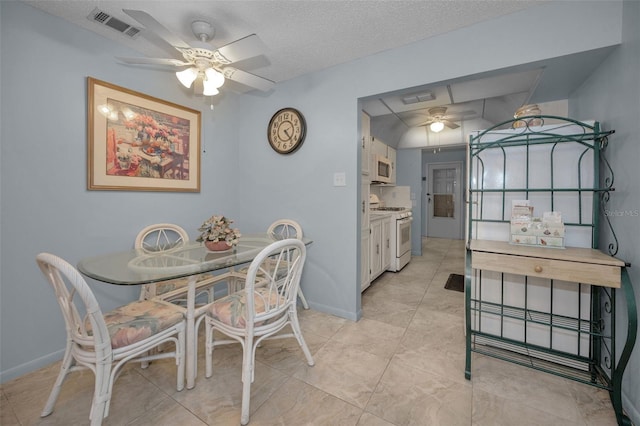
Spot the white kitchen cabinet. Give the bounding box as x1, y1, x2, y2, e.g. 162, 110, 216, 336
370, 215, 391, 282
361, 179, 370, 292
370, 217, 382, 280
361, 232, 370, 292
381, 218, 391, 271
371, 137, 387, 158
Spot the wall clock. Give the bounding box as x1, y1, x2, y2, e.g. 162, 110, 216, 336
267, 108, 306, 154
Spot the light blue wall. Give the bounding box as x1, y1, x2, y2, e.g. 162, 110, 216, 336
568, 1, 640, 422
0, 1, 245, 380
1, 7, 634, 418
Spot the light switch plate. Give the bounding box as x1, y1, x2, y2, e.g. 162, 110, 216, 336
333, 172, 346, 186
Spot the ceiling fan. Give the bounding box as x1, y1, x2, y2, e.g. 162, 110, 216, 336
116, 10, 275, 96
417, 107, 464, 132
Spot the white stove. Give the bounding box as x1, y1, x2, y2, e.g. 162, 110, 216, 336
371, 207, 413, 271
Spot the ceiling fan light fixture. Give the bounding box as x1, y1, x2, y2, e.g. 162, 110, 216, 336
430, 121, 445, 133
202, 80, 220, 96
204, 68, 225, 89
176, 68, 198, 88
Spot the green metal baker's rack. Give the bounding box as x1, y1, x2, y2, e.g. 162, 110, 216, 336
464, 116, 637, 425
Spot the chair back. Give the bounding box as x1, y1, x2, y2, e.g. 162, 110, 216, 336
244, 239, 306, 329
267, 219, 303, 240
135, 223, 189, 253
135, 223, 190, 300
36, 253, 112, 360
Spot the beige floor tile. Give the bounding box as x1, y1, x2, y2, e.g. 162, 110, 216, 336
173, 357, 289, 425
567, 380, 619, 426
121, 398, 207, 426
361, 292, 418, 328
298, 308, 348, 339
328, 317, 405, 359
0, 390, 20, 426
472, 387, 583, 426
366, 358, 472, 426
357, 411, 397, 425
294, 339, 389, 408
250, 377, 362, 425
470, 354, 584, 422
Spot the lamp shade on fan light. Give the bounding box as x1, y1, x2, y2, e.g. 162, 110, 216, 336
430, 121, 445, 133
176, 68, 198, 88
203, 68, 225, 95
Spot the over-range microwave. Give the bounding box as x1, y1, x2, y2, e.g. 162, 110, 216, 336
372, 154, 392, 183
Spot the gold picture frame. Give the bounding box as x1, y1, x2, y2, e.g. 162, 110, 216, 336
88, 77, 201, 192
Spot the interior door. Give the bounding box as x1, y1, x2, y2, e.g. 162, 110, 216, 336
427, 162, 463, 239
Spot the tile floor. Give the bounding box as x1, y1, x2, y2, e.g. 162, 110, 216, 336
0, 238, 619, 425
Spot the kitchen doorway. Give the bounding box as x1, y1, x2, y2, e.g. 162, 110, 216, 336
426, 161, 463, 239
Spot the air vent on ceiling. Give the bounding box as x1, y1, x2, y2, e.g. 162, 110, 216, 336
87, 8, 141, 39
402, 91, 435, 105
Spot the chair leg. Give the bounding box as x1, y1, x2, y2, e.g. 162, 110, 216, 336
89, 361, 112, 425
41, 341, 74, 417
193, 314, 207, 376
205, 319, 214, 378
240, 335, 255, 426
297, 287, 310, 309
176, 328, 186, 392
289, 310, 315, 366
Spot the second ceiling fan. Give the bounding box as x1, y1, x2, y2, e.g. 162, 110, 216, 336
417, 107, 462, 132
116, 9, 275, 96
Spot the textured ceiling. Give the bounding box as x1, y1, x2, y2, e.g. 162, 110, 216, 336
22, 1, 615, 137
22, 0, 538, 84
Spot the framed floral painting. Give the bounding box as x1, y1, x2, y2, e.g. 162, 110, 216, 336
88, 77, 201, 192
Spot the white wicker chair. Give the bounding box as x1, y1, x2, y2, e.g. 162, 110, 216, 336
204, 239, 314, 425
36, 253, 186, 426
237, 219, 309, 308
135, 223, 218, 303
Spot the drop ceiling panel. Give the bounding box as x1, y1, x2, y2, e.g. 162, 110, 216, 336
449, 68, 543, 103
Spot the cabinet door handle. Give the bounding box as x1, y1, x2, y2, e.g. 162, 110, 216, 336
534, 265, 543, 273
376, 244, 379, 255
362, 200, 365, 213
387, 239, 389, 248
362, 137, 365, 149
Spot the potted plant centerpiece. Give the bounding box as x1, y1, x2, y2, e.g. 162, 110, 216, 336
197, 215, 241, 251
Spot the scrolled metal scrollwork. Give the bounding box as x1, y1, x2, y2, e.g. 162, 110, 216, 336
598, 139, 619, 256
604, 355, 612, 370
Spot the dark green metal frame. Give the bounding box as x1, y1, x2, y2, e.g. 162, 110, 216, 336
464, 116, 637, 425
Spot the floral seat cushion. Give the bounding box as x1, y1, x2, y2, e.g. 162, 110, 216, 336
87, 300, 184, 349
207, 287, 285, 328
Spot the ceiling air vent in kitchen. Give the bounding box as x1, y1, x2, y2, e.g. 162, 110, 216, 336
87, 8, 141, 39
402, 91, 435, 105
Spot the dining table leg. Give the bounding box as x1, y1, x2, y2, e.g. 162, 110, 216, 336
186, 275, 196, 389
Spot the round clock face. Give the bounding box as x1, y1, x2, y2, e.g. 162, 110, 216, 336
267, 108, 306, 154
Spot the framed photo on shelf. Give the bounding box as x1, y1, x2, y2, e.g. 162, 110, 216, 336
87, 77, 201, 192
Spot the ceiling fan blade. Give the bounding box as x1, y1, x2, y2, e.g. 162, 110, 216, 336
123, 9, 191, 50
116, 57, 190, 67
215, 34, 266, 64
222, 67, 274, 92
443, 120, 460, 129
416, 118, 435, 127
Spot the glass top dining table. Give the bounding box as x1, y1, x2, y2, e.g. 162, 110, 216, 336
77, 233, 312, 389
78, 233, 310, 285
